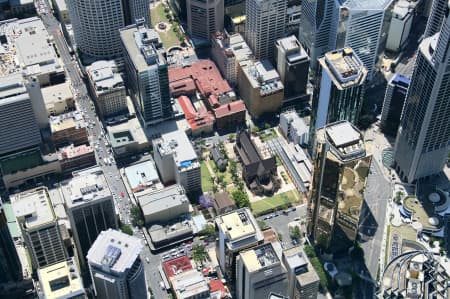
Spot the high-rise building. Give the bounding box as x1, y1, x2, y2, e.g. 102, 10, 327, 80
282, 246, 320, 299
86, 60, 127, 118
60, 166, 117, 267
216, 208, 264, 281
393, 12, 450, 183
244, 0, 287, 61
275, 35, 310, 102
424, 0, 449, 38
187, 0, 224, 40
0, 199, 22, 283
309, 121, 371, 252
330, 0, 394, 80
67, 0, 150, 59
152, 130, 201, 193
385, 0, 414, 53
380, 74, 410, 136
12, 187, 67, 269
236, 243, 288, 299
309, 48, 367, 154
37, 258, 86, 299
120, 23, 172, 125
298, 0, 335, 70
87, 229, 146, 299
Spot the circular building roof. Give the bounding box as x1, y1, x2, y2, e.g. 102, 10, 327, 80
428, 217, 439, 226
429, 192, 440, 203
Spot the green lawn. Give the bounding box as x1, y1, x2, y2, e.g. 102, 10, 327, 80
150, 4, 181, 48
260, 129, 277, 142
207, 159, 232, 184
201, 161, 213, 192
252, 190, 301, 216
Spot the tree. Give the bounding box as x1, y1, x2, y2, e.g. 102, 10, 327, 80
121, 225, 133, 236
199, 224, 217, 239
264, 123, 271, 130
130, 204, 144, 228
289, 226, 301, 241
278, 232, 283, 241
394, 191, 404, 204
228, 133, 236, 142
192, 244, 207, 265
212, 184, 219, 193
231, 189, 250, 208
258, 220, 268, 230
251, 126, 260, 135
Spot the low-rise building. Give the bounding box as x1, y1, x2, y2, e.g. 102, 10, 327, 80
50, 111, 88, 148
282, 246, 320, 299
279, 110, 308, 145
216, 208, 264, 280
213, 192, 236, 215
0, 0, 36, 20
177, 95, 215, 136
238, 59, 284, 118
148, 221, 194, 250
37, 258, 86, 299
152, 129, 201, 193
58, 144, 96, 174
124, 160, 162, 193
107, 117, 149, 157
86, 60, 127, 118
41, 82, 75, 116
236, 242, 288, 299
210, 144, 227, 171
52, 0, 70, 24
136, 184, 190, 224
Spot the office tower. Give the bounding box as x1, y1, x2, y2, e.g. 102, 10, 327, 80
86, 60, 127, 118
244, 0, 287, 61
275, 35, 310, 102
385, 1, 414, 53
152, 130, 201, 193
298, 0, 335, 70
236, 243, 288, 299
87, 229, 146, 299
380, 74, 410, 136
67, 0, 150, 58
0, 74, 42, 157
216, 208, 264, 281
424, 0, 449, 37
393, 12, 450, 183
282, 246, 320, 299
60, 166, 117, 266
309, 48, 367, 154
309, 121, 371, 252
37, 258, 86, 299
124, 0, 151, 27
187, 0, 224, 40
67, 0, 125, 58
25, 77, 50, 129
330, 0, 393, 80
120, 23, 172, 125
0, 199, 22, 283
12, 187, 67, 269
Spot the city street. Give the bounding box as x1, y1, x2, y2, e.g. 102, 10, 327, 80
37, 3, 168, 297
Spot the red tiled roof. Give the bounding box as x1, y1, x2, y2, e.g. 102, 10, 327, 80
162, 255, 193, 278
208, 95, 220, 108
209, 279, 226, 293
169, 78, 196, 96
214, 100, 246, 118
178, 96, 215, 131
168, 60, 232, 97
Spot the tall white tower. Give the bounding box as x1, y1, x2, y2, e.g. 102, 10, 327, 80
393, 8, 450, 183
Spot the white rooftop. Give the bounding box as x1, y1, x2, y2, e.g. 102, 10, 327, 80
60, 166, 112, 208
241, 59, 283, 92
86, 60, 124, 93
326, 121, 361, 147
171, 269, 209, 299
87, 229, 143, 274
136, 184, 188, 216
124, 160, 161, 192
156, 129, 198, 167
11, 187, 56, 229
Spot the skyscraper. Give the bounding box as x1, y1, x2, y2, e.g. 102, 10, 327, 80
309, 121, 371, 252
298, 0, 335, 70
60, 166, 117, 267
330, 0, 393, 80
393, 10, 450, 183
309, 48, 367, 155
0, 199, 22, 283
67, 0, 150, 59
12, 187, 67, 269
187, 0, 224, 40
120, 23, 173, 125
380, 74, 410, 136
244, 0, 287, 61
424, 0, 449, 38
87, 229, 146, 299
